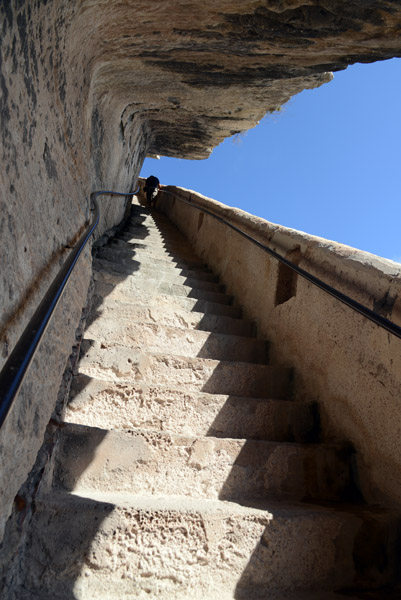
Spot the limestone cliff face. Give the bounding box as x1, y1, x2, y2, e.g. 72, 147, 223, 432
1, 0, 401, 541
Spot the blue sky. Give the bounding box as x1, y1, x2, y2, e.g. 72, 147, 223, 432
140, 58, 401, 262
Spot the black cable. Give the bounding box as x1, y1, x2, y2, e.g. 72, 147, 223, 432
0, 189, 137, 428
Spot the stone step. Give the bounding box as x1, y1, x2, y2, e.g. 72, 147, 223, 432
93, 282, 242, 318
93, 269, 234, 305
110, 252, 211, 278
117, 230, 197, 253
77, 340, 291, 399
127, 214, 178, 226
93, 257, 225, 293
128, 215, 175, 228
124, 225, 183, 240
124, 230, 183, 244
88, 296, 254, 337
84, 318, 268, 363
128, 215, 169, 225
66, 376, 317, 442
113, 241, 200, 262
124, 223, 186, 237
21, 492, 399, 599
55, 423, 352, 502
130, 206, 159, 218
119, 233, 182, 247
97, 246, 218, 281
111, 244, 203, 266
111, 238, 208, 269
13, 589, 395, 600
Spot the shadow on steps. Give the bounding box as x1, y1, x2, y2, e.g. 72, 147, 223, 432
20, 493, 115, 600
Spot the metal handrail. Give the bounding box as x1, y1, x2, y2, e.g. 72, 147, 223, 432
162, 189, 401, 340
0, 189, 137, 429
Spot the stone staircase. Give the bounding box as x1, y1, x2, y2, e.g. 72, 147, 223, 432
17, 203, 399, 599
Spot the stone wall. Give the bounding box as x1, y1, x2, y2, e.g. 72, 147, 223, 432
160, 185, 401, 510
0, 1, 146, 540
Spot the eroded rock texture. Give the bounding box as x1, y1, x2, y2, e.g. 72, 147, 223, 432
1, 0, 401, 546
66, 0, 401, 159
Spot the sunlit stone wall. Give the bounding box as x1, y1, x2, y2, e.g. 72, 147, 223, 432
160, 184, 401, 510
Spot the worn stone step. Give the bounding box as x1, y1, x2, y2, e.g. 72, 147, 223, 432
128, 212, 175, 224
111, 238, 208, 268
112, 244, 203, 266
84, 318, 267, 363
113, 241, 200, 263
88, 298, 254, 337
93, 268, 234, 305
130, 206, 160, 218
124, 223, 186, 238
13, 589, 395, 600
117, 230, 196, 252
77, 340, 290, 399
120, 236, 192, 252
127, 215, 179, 227
55, 423, 352, 502
124, 204, 230, 266
128, 215, 169, 227
116, 222, 191, 238
93, 257, 225, 293
93, 282, 242, 318
125, 225, 181, 241
66, 376, 317, 442
118, 232, 180, 247
97, 246, 218, 281
21, 492, 398, 599
128, 215, 170, 224
124, 225, 184, 241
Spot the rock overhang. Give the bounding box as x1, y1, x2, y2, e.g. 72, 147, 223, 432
76, 0, 401, 159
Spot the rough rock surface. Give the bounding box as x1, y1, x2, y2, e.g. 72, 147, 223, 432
47, 0, 401, 159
